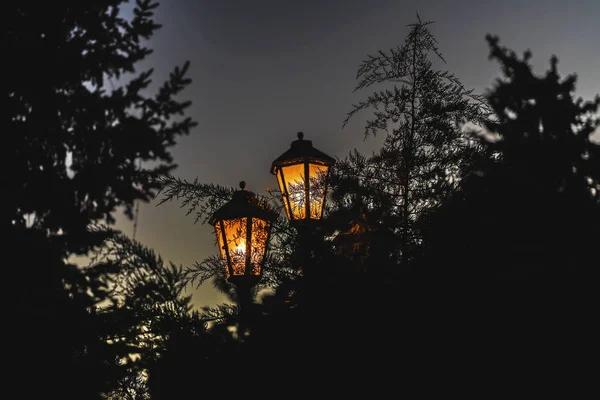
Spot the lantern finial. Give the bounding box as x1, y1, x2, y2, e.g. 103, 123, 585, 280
239, 181, 246, 190
297, 131, 304, 140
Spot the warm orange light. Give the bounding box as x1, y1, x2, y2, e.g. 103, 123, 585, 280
276, 171, 292, 220
280, 164, 306, 220
215, 217, 270, 279
275, 162, 329, 221
308, 163, 328, 219
270, 132, 335, 223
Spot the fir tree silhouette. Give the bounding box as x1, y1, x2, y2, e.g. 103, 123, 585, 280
4, 1, 197, 397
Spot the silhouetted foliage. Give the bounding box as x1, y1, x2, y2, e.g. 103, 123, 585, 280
418, 35, 600, 281
410, 37, 600, 377
5, 1, 196, 398
8, 1, 597, 394
5, 0, 195, 246
152, 28, 599, 394
337, 15, 492, 270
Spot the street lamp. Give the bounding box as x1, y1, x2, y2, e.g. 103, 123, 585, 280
270, 132, 335, 223
210, 181, 276, 331
270, 132, 335, 296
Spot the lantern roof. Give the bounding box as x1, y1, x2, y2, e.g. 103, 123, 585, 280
210, 182, 277, 224
270, 132, 336, 174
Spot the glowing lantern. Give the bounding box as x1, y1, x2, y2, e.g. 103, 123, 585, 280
270, 132, 335, 222
210, 182, 276, 286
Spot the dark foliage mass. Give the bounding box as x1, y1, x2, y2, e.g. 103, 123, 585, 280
7, 3, 598, 398
5, 0, 197, 398
152, 19, 598, 395
418, 35, 600, 282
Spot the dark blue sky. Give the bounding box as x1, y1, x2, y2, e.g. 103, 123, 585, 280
116, 0, 600, 308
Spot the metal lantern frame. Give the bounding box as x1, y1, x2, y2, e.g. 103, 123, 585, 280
210, 182, 277, 287
270, 132, 335, 223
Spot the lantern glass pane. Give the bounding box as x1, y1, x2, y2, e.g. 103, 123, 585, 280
222, 218, 247, 277
250, 218, 270, 276
215, 221, 229, 278
308, 163, 329, 219
281, 163, 307, 220
276, 169, 291, 220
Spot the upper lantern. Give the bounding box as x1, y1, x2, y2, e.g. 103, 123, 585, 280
210, 182, 277, 286
270, 132, 335, 222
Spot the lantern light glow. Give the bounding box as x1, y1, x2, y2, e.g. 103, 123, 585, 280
270, 132, 335, 222
210, 182, 276, 284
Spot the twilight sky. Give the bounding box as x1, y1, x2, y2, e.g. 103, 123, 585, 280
114, 0, 600, 309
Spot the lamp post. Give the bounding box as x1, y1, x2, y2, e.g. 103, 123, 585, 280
270, 132, 335, 284
210, 181, 276, 334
